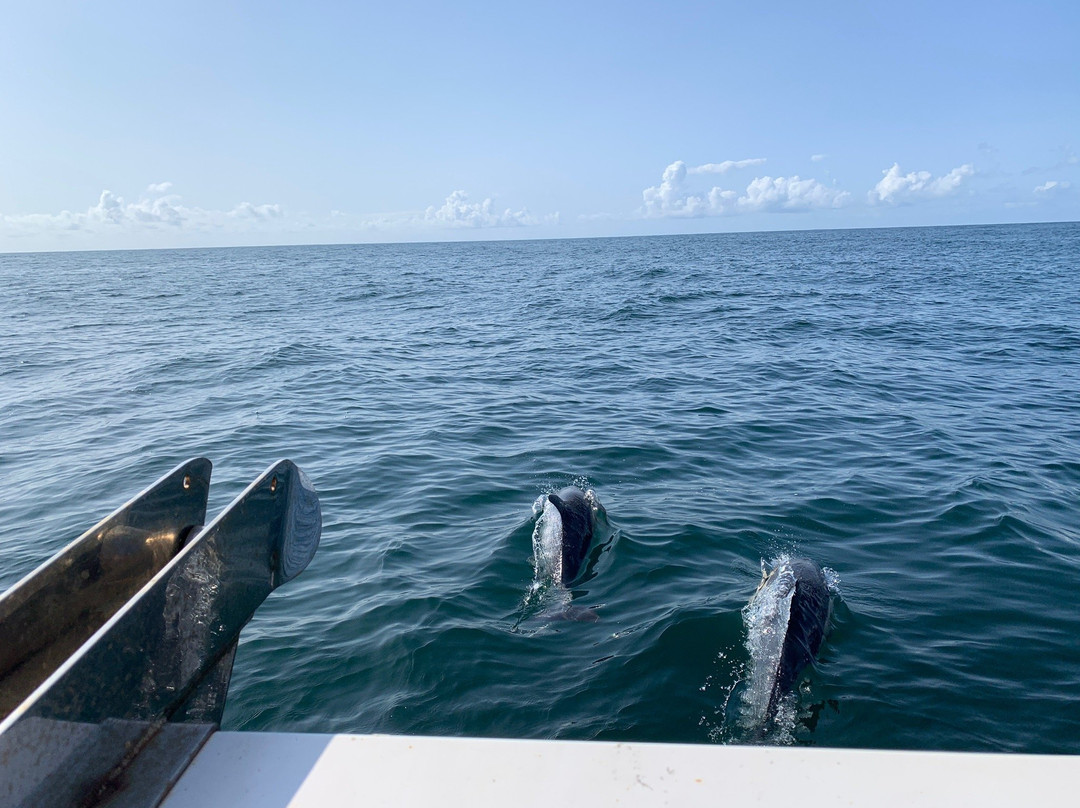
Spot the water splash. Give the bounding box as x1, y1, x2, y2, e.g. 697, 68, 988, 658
822, 566, 841, 596
738, 554, 798, 741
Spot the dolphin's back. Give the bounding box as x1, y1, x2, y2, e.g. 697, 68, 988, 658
547, 487, 593, 583
773, 558, 830, 698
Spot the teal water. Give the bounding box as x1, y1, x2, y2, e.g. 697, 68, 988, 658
2, 222, 1079, 752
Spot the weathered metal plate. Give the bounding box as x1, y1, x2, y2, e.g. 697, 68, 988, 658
0, 460, 321, 808
0, 458, 212, 721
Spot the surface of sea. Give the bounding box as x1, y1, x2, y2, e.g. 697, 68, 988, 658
2, 222, 1079, 753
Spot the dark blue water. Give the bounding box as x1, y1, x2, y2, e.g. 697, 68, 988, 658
2, 223, 1079, 752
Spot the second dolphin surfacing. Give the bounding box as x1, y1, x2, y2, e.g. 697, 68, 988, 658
739, 556, 833, 738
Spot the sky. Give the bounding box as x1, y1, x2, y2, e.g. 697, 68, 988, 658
1, 1, 1077, 252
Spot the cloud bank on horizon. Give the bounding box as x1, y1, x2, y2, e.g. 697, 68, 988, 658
0, 185, 558, 248
423, 190, 558, 228
641, 160, 850, 217
1, 184, 283, 242
1, 149, 1074, 251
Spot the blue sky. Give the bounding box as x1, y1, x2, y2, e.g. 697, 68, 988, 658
1, 1, 1077, 251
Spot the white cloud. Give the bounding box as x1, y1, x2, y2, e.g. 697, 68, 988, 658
1, 184, 285, 239
870, 162, 975, 204
737, 176, 850, 212
687, 158, 767, 175
423, 190, 546, 228
642, 160, 848, 218
811, 154, 826, 162
330, 191, 555, 232
1034, 180, 1071, 194
642, 161, 702, 217
2, 183, 559, 250
230, 201, 284, 220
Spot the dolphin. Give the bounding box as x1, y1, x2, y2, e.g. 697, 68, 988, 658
536, 487, 595, 585
520, 486, 606, 625
741, 556, 832, 731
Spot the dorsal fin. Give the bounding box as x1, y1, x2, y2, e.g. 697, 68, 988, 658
547, 488, 593, 583
546, 493, 569, 521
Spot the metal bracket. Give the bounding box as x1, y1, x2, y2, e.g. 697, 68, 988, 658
0, 459, 321, 808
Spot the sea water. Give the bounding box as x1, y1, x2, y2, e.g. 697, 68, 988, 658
1, 222, 1078, 752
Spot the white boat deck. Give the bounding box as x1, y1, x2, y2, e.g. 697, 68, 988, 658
161, 731, 1076, 808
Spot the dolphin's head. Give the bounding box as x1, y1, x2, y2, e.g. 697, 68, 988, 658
753, 557, 803, 600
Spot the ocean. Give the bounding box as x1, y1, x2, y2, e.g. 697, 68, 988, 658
2, 222, 1078, 753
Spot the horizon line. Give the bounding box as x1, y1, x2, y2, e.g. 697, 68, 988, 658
1, 217, 1076, 258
